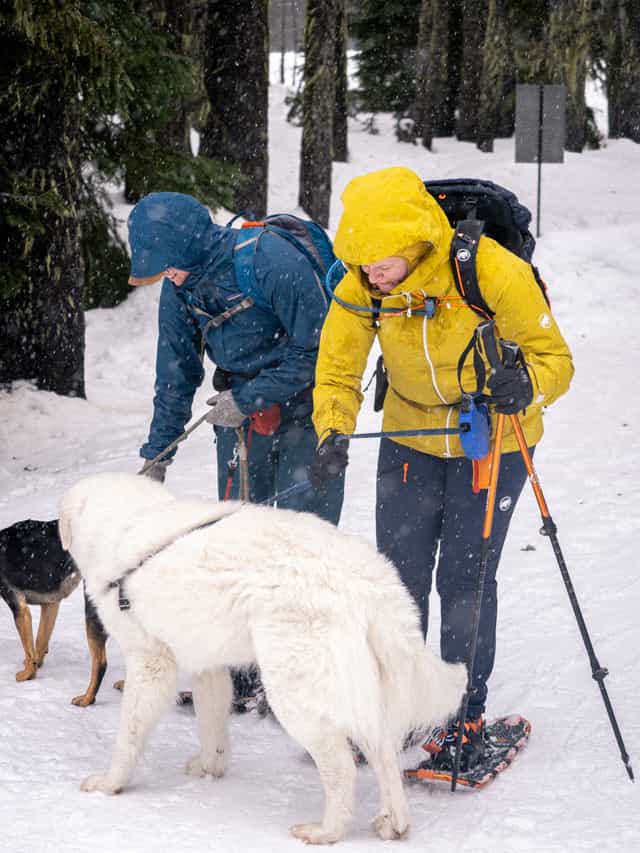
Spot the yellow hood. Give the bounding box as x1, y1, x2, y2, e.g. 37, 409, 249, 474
333, 167, 454, 284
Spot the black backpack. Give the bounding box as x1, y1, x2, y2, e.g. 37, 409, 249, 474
424, 178, 549, 319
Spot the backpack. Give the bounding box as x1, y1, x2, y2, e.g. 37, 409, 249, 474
230, 214, 336, 312
423, 178, 549, 319
324, 178, 549, 322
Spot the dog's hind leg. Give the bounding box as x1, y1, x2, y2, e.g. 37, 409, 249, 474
81, 644, 177, 795
267, 683, 356, 844
34, 601, 60, 668
185, 667, 232, 778
359, 739, 410, 840
72, 591, 108, 707
14, 596, 37, 682
287, 725, 356, 844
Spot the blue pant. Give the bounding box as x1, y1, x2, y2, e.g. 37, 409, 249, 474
214, 416, 344, 525
376, 438, 531, 720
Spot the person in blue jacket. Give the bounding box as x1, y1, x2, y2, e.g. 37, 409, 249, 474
127, 191, 344, 525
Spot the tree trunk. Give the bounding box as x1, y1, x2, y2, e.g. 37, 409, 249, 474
201, 0, 269, 217
333, 0, 349, 163
0, 65, 85, 397
298, 0, 339, 227
162, 0, 195, 151
414, 0, 434, 147
414, 0, 460, 148
456, 0, 486, 141
548, 0, 593, 152
606, 0, 640, 141
476, 0, 513, 152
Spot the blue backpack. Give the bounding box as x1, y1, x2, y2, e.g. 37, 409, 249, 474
229, 214, 336, 312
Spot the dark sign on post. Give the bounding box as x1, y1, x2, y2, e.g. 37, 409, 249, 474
515, 84, 566, 236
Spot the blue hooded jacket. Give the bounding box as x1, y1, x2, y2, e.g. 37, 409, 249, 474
128, 193, 329, 461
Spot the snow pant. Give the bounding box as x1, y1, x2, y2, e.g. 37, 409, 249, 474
214, 414, 344, 525
376, 438, 531, 721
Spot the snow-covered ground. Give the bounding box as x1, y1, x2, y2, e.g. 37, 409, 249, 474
1, 64, 638, 852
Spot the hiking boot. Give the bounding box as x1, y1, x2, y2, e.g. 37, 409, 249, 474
423, 717, 487, 773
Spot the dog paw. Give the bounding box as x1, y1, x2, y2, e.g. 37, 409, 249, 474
373, 811, 410, 841
291, 823, 342, 845
185, 750, 226, 778
112, 679, 124, 692
80, 773, 123, 794
71, 692, 96, 707
16, 664, 37, 682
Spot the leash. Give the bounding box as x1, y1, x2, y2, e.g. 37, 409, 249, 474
138, 412, 210, 476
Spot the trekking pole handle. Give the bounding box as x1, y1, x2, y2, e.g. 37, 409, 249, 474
476, 321, 522, 374
499, 339, 521, 369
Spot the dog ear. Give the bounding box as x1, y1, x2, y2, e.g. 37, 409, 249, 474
58, 493, 87, 551
58, 512, 73, 550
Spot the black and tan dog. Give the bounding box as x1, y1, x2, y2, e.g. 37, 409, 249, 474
0, 518, 108, 706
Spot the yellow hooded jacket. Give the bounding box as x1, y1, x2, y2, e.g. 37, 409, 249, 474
313, 167, 574, 457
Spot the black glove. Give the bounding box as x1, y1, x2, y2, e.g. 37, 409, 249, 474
309, 432, 349, 489
487, 364, 533, 414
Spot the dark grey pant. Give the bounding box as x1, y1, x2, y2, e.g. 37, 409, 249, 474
376, 438, 531, 720
214, 416, 344, 524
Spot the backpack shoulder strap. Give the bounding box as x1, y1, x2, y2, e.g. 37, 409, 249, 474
232, 226, 270, 311
450, 220, 494, 320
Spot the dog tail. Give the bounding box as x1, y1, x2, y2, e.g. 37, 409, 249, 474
363, 588, 467, 751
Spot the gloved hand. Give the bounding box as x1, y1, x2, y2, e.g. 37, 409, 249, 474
140, 459, 171, 483
309, 431, 349, 489
487, 364, 533, 414
205, 390, 246, 428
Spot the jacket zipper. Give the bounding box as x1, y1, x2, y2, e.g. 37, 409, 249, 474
421, 314, 452, 457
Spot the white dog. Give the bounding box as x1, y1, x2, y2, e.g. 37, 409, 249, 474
59, 473, 466, 844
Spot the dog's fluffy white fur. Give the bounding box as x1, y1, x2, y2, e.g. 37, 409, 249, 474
59, 472, 466, 844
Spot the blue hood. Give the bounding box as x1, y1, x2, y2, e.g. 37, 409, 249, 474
128, 192, 219, 279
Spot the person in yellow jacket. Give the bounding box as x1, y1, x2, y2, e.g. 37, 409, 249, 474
310, 166, 573, 773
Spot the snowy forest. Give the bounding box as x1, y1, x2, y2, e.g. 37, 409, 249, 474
1, 0, 640, 399
1, 2, 640, 852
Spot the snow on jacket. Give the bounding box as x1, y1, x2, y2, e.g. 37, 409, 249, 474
312, 167, 574, 457
129, 193, 329, 461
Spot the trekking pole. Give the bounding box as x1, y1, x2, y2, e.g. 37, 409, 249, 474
483, 328, 633, 783
235, 426, 250, 502
138, 411, 210, 475
451, 411, 507, 792
506, 401, 634, 782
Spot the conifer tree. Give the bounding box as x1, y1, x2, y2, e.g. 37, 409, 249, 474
298, 0, 339, 227
350, 0, 421, 114
456, 0, 488, 141
333, 0, 349, 163
0, 0, 235, 396
605, 0, 640, 142
201, 0, 269, 218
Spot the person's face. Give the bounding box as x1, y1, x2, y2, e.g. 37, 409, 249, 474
361, 256, 409, 293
